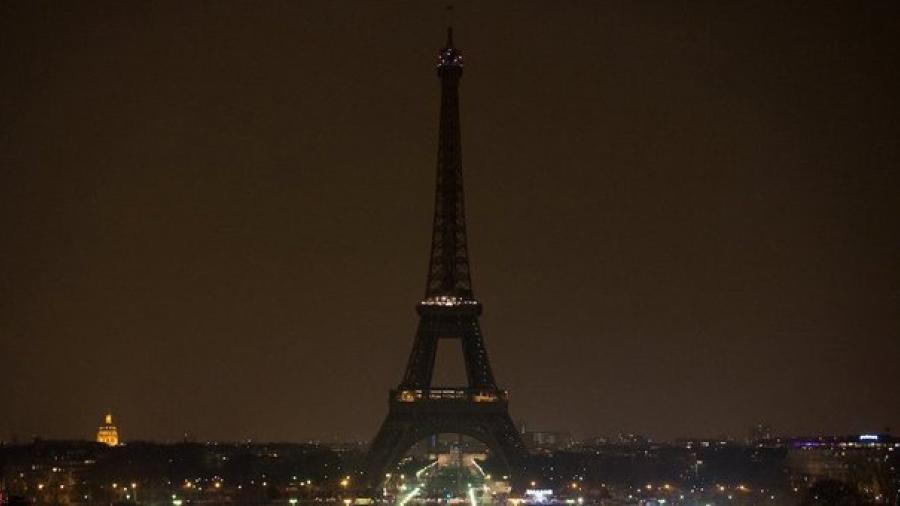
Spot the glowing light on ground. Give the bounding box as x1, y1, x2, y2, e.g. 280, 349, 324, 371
469, 458, 486, 478
415, 460, 438, 479
397, 486, 421, 506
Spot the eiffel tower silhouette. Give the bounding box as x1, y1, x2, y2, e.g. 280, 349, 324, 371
364, 28, 527, 490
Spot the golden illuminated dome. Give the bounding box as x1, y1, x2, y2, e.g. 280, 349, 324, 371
96, 412, 119, 447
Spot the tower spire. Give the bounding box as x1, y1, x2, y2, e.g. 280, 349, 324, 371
425, 26, 470, 303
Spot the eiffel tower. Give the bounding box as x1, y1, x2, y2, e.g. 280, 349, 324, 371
364, 29, 527, 490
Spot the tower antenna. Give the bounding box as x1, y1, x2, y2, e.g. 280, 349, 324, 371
445, 4, 455, 38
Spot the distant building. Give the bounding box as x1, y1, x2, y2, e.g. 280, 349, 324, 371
96, 413, 119, 446
785, 433, 898, 498
618, 432, 649, 445
523, 430, 573, 451
749, 423, 773, 443
582, 435, 610, 446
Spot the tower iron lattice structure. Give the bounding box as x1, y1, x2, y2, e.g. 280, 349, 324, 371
364, 29, 527, 490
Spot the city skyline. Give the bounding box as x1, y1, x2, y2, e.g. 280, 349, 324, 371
14, 410, 893, 445
2, 2, 899, 444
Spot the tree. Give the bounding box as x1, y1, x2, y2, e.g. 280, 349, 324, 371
801, 479, 864, 506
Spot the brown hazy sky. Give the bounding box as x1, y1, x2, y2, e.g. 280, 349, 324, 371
2, 1, 899, 443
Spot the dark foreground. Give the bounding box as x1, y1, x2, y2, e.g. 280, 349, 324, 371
1, 434, 897, 505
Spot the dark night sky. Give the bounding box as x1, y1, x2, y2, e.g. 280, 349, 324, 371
2, 1, 899, 443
